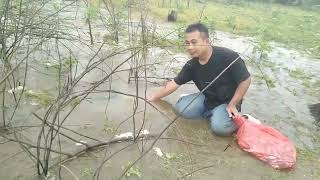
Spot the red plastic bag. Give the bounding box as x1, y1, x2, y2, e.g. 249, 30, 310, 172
233, 116, 296, 169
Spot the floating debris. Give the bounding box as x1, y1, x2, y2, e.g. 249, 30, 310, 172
27, 90, 34, 94
7, 86, 24, 94
114, 132, 133, 139
114, 129, 150, 139
45, 62, 54, 67
75, 140, 87, 146
30, 102, 39, 106
139, 129, 150, 136
153, 147, 163, 157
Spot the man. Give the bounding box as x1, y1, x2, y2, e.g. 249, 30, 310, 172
148, 23, 251, 136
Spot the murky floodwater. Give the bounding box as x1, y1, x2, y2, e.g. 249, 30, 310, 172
0, 1, 319, 180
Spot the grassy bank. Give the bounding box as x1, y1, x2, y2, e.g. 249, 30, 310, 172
114, 0, 320, 58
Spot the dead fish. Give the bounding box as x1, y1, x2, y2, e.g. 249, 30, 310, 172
242, 113, 262, 124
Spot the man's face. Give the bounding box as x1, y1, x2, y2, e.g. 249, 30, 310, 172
184, 31, 209, 58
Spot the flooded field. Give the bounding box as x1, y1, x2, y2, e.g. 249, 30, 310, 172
0, 1, 319, 179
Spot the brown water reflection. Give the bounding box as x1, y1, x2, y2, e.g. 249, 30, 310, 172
0, 1, 319, 179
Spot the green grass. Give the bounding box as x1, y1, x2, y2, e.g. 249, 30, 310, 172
296, 147, 320, 179
288, 68, 312, 80
122, 162, 142, 178
160, 152, 189, 177
254, 74, 276, 88
103, 120, 118, 135
312, 80, 320, 90
80, 167, 94, 180
25, 90, 55, 106
114, 0, 320, 57
44, 57, 78, 71
297, 148, 319, 161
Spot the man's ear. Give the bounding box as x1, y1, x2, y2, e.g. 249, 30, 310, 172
205, 38, 210, 44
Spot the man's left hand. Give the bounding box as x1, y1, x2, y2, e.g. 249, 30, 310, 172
226, 103, 239, 118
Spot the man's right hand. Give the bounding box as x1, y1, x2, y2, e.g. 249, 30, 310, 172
147, 80, 179, 102
147, 95, 159, 102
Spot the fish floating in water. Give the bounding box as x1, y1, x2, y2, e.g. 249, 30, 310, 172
242, 114, 262, 124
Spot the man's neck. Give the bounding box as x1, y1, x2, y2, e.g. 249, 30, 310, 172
198, 46, 213, 65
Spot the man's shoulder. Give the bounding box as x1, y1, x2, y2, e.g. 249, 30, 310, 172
185, 58, 198, 67
213, 46, 239, 63
213, 46, 237, 56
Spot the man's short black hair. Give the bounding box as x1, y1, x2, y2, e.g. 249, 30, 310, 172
185, 23, 209, 38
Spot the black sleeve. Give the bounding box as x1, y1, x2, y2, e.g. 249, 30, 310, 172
228, 53, 250, 84
173, 62, 193, 85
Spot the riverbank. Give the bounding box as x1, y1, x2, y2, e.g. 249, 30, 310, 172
114, 0, 320, 58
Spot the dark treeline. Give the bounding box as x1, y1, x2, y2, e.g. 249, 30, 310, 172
277, 0, 319, 5
209, 0, 320, 7
263, 0, 319, 6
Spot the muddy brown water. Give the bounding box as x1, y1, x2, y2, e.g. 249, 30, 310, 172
0, 2, 320, 180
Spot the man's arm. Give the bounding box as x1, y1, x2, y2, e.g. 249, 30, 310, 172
148, 80, 179, 101
226, 76, 251, 117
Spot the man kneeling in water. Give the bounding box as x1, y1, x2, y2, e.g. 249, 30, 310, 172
148, 23, 251, 136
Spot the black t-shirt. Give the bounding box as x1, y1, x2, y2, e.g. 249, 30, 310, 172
174, 46, 250, 109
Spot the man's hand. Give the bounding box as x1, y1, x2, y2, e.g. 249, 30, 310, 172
147, 80, 179, 102
147, 95, 159, 102
227, 77, 251, 118
226, 103, 239, 118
